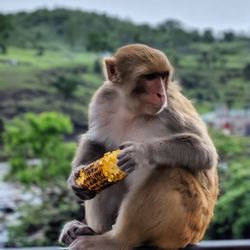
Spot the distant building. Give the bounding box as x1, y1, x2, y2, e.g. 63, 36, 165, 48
202, 107, 250, 136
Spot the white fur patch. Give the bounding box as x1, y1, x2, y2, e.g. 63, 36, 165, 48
89, 103, 169, 149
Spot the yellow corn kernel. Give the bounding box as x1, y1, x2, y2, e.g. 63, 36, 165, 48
75, 150, 127, 192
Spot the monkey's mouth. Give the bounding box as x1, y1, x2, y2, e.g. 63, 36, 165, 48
144, 102, 166, 115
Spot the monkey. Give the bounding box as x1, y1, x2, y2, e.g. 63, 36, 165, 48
59, 44, 219, 250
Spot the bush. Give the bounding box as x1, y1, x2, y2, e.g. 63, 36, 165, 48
4, 111, 75, 185
3, 112, 81, 247
212, 158, 250, 239
243, 63, 250, 80
6, 182, 82, 247
52, 73, 82, 99
206, 130, 250, 239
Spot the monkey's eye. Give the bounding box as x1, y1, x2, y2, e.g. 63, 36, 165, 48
144, 73, 158, 80
144, 72, 169, 81
160, 71, 169, 80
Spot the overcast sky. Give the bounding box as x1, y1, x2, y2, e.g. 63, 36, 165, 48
1, 0, 250, 33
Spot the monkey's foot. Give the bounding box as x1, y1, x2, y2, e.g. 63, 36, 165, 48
69, 235, 130, 250
59, 220, 95, 246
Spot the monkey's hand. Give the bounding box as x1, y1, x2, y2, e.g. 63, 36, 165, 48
59, 220, 95, 246
118, 141, 149, 173
68, 167, 96, 201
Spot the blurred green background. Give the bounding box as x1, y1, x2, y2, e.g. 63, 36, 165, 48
0, 2, 250, 248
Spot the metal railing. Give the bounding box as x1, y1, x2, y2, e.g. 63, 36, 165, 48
184, 240, 250, 249
3, 240, 250, 250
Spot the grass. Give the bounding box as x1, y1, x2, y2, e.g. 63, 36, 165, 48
179, 55, 198, 68
0, 47, 98, 70
82, 72, 103, 87
194, 101, 214, 114
224, 55, 246, 69
0, 47, 100, 91
0, 67, 39, 90
0, 47, 102, 127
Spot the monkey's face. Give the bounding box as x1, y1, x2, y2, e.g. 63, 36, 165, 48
104, 44, 173, 115
130, 72, 168, 115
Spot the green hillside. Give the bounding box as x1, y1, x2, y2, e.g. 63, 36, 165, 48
0, 47, 101, 129
0, 8, 250, 129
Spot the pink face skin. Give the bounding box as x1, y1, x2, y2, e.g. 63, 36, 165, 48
135, 72, 168, 115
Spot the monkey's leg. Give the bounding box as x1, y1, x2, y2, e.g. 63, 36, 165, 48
69, 168, 215, 250
85, 180, 127, 234
111, 168, 215, 250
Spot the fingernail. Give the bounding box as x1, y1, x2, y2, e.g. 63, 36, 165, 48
118, 152, 125, 158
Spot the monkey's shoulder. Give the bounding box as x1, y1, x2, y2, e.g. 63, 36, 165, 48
92, 82, 119, 105
88, 82, 121, 129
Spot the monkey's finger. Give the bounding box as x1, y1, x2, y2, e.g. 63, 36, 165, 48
73, 168, 82, 178
124, 166, 136, 173
117, 156, 135, 169
75, 226, 95, 236
117, 155, 131, 167
68, 177, 92, 194
68, 180, 96, 200
72, 189, 96, 201
61, 233, 73, 246
117, 152, 127, 161
67, 175, 77, 187
119, 162, 135, 173
73, 220, 85, 227
68, 226, 81, 240
119, 141, 134, 149
117, 148, 134, 161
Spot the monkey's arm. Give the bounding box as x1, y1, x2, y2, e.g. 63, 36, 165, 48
68, 135, 107, 200
118, 133, 217, 173
147, 132, 218, 171
72, 134, 107, 168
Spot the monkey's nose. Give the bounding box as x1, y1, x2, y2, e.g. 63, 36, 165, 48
157, 93, 162, 98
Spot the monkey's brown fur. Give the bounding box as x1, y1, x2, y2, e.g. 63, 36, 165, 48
59, 44, 219, 250
112, 168, 218, 249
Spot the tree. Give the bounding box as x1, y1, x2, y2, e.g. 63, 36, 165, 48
64, 17, 79, 48
3, 112, 79, 247
223, 31, 235, 42
33, 31, 45, 56
52, 73, 82, 99
93, 59, 102, 74
86, 32, 113, 52
243, 63, 250, 80
206, 130, 250, 239
203, 29, 215, 43
4, 112, 75, 185
214, 158, 250, 239
0, 14, 12, 54
158, 19, 183, 32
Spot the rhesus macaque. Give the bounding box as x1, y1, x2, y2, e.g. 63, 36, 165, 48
59, 44, 219, 250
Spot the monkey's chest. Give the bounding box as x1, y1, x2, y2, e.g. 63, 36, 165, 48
105, 117, 168, 147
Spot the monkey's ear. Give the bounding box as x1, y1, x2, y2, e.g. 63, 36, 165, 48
104, 57, 117, 82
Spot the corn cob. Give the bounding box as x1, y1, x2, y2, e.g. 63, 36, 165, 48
75, 150, 127, 192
